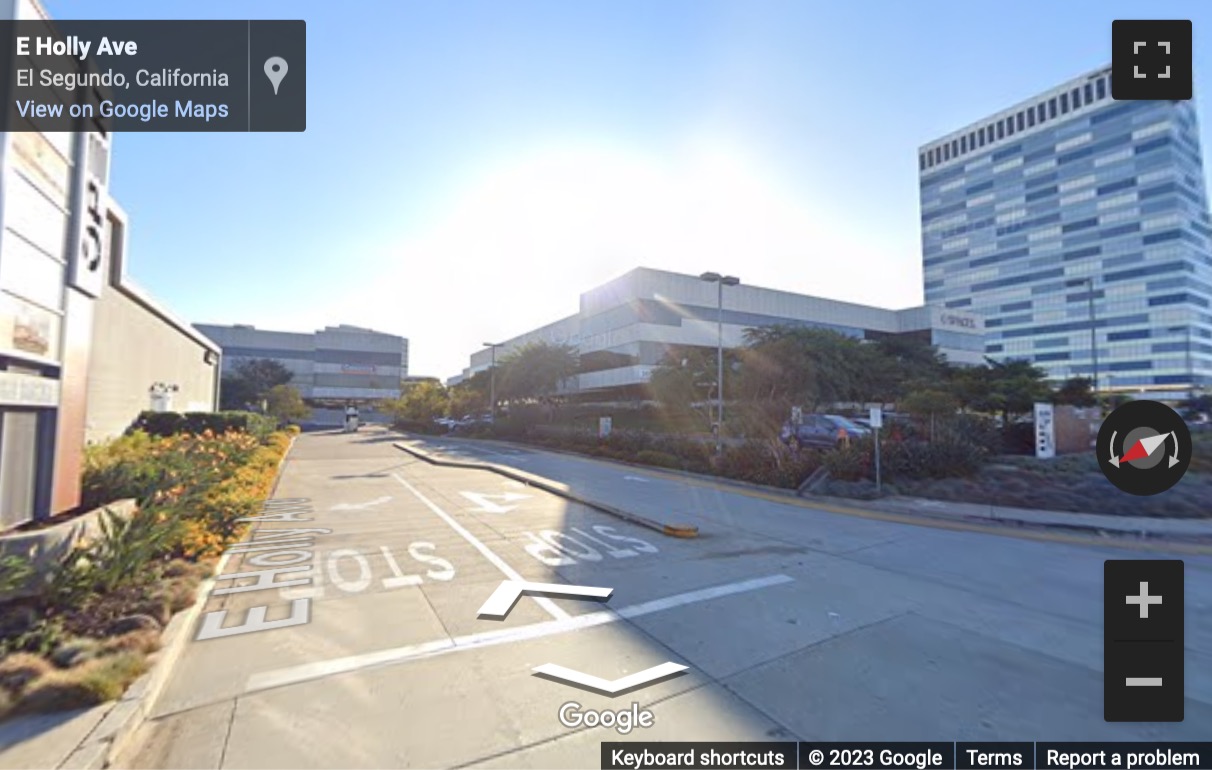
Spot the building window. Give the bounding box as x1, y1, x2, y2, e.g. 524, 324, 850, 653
944, 144, 950, 161
1084, 83, 1094, 103
920, 154, 926, 170
1096, 78, 1106, 100
961, 135, 967, 153
951, 139, 959, 157
997, 121, 1005, 139
1016, 112, 1025, 131
1028, 108, 1036, 127
969, 131, 977, 150
1037, 103, 1046, 123
1049, 97, 1058, 118
978, 128, 986, 147
1061, 92, 1069, 113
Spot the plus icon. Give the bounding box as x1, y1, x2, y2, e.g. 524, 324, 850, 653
1126, 581, 1163, 619
1112, 20, 1193, 100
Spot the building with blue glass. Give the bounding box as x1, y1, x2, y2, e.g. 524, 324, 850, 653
919, 65, 1212, 399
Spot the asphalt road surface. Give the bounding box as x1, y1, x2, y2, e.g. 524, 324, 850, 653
123, 427, 1212, 769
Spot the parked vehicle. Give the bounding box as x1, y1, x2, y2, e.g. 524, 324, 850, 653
780, 414, 866, 450
824, 414, 871, 437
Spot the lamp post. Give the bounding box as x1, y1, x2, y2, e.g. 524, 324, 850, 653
700, 272, 740, 453
484, 342, 503, 423
1083, 277, 1100, 415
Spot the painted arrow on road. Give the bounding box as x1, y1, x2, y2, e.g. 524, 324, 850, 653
330, 496, 392, 511
532, 662, 689, 696
460, 491, 530, 513
477, 580, 613, 620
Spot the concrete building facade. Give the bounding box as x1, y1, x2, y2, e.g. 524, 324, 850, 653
85, 202, 220, 444
0, 0, 219, 529
920, 65, 1212, 398
194, 323, 409, 405
453, 267, 986, 397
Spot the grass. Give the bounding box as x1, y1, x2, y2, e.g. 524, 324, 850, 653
14, 652, 149, 714
0, 653, 53, 695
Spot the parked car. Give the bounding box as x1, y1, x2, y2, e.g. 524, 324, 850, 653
825, 414, 871, 437
780, 414, 867, 450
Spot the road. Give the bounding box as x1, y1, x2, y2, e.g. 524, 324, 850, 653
123, 427, 1212, 769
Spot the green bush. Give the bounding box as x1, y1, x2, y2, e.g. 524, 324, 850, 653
822, 441, 872, 481
881, 437, 988, 480
128, 411, 277, 440
706, 441, 822, 488
392, 419, 446, 435
634, 450, 680, 468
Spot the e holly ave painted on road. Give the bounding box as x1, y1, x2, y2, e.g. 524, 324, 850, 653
195, 498, 328, 640
194, 497, 467, 639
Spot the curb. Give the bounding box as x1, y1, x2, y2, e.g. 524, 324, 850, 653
401, 434, 1212, 547
394, 441, 699, 538
58, 551, 232, 770
60, 432, 300, 769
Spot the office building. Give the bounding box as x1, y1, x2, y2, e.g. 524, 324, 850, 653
194, 323, 409, 405
920, 65, 1212, 398
0, 0, 219, 529
453, 267, 985, 399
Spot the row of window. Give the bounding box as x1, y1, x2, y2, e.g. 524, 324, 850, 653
920, 76, 1111, 170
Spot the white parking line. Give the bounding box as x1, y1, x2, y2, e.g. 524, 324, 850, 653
391, 474, 569, 621
245, 574, 793, 693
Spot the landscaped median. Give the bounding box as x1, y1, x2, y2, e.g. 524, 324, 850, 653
427, 418, 1212, 521
0, 419, 298, 721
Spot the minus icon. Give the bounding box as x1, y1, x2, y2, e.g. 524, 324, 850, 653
1126, 677, 1164, 686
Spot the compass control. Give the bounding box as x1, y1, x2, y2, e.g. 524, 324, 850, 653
1097, 400, 1192, 496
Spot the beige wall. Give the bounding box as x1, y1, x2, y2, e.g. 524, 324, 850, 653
83, 202, 218, 444
86, 284, 218, 443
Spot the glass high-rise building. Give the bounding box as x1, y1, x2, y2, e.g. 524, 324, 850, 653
919, 65, 1212, 398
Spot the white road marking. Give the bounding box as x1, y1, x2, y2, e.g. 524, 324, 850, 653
330, 496, 393, 511
244, 574, 793, 693
533, 661, 687, 694
478, 580, 613, 620
459, 490, 531, 514
392, 474, 568, 620
623, 476, 652, 483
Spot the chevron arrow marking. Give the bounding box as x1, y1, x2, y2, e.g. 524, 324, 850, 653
477, 580, 613, 620
532, 661, 688, 695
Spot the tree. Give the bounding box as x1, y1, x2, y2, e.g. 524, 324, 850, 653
870, 336, 948, 399
266, 384, 311, 424
381, 381, 448, 424
1054, 376, 1096, 407
737, 326, 869, 410
646, 345, 726, 429
899, 389, 960, 442
220, 358, 294, 410
235, 359, 293, 397
219, 375, 259, 411
497, 342, 580, 403
949, 358, 1050, 424
448, 369, 491, 418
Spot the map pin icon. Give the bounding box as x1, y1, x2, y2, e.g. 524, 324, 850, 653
264, 57, 288, 95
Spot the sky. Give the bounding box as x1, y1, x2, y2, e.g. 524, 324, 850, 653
45, 0, 1212, 379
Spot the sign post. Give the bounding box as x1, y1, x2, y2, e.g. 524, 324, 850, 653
1034, 402, 1056, 459
870, 406, 883, 494
598, 416, 612, 438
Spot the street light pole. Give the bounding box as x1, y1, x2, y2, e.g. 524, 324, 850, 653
483, 342, 502, 423
700, 272, 740, 454
1085, 277, 1100, 415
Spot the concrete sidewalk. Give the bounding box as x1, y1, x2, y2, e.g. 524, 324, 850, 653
405, 434, 1212, 543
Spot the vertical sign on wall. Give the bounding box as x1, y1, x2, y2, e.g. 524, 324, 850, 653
65, 84, 111, 297
1034, 402, 1056, 459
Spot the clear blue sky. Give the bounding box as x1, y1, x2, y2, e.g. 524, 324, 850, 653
46, 1, 1212, 379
